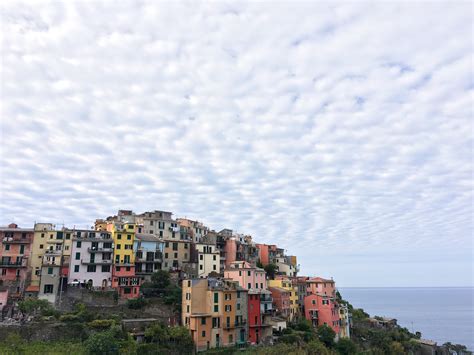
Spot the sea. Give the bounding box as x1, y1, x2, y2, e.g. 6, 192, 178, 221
339, 287, 474, 351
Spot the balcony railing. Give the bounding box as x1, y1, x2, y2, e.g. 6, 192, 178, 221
80, 259, 113, 265
0, 260, 27, 267
88, 247, 113, 253
2, 237, 32, 244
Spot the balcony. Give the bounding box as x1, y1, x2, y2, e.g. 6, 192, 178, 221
88, 247, 113, 253
2, 237, 31, 244
223, 323, 234, 330
260, 295, 273, 303
0, 260, 27, 267
80, 259, 112, 265
235, 320, 247, 327
46, 239, 63, 244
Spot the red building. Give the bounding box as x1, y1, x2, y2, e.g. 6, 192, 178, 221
111, 265, 141, 299
0, 224, 34, 299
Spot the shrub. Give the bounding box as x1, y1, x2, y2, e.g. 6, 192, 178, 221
306, 340, 333, 355
126, 297, 148, 309
88, 319, 115, 330
335, 338, 357, 355
317, 325, 336, 348
84, 330, 120, 354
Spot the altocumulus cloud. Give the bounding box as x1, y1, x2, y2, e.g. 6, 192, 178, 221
1, 1, 472, 286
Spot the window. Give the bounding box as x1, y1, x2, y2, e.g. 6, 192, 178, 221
39, 244, 43, 249
41, 233, 45, 238
201, 317, 206, 325
126, 266, 130, 271
201, 331, 206, 338
174, 252, 177, 258
44, 284, 54, 293
149, 230, 153, 234
150, 221, 154, 226
66, 233, 71, 240
237, 291, 240, 298
200, 255, 203, 260
159, 231, 163, 237
239, 271, 242, 276
117, 234, 122, 240
87, 265, 96, 272
75, 252, 80, 260
214, 305, 218, 312
76, 241, 82, 248
248, 283, 251, 289
127, 235, 131, 240
102, 265, 110, 272
260, 283, 263, 289
225, 305, 232, 312
237, 303, 241, 310
247, 271, 251, 276
116, 266, 120, 272
48, 267, 53, 274
184, 243, 188, 249
116, 244, 121, 249
165, 253, 168, 258
213, 255, 216, 261
200, 265, 203, 270
214, 292, 219, 303
172, 243, 178, 251
5, 244, 10, 251
213, 265, 216, 270
74, 265, 79, 272
212, 317, 220, 328
165, 241, 169, 248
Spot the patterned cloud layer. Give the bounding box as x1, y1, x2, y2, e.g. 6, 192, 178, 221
1, 1, 472, 286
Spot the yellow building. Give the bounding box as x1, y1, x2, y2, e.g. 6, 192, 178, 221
30, 223, 73, 287
268, 278, 299, 321
108, 221, 140, 299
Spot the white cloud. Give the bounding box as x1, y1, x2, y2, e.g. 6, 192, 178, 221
1, 0, 472, 286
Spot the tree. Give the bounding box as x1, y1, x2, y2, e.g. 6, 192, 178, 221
256, 260, 264, 268
18, 298, 57, 318
294, 318, 312, 332
84, 330, 120, 354
264, 263, 278, 279
317, 325, 336, 348
306, 340, 333, 355
335, 338, 357, 355
150, 270, 171, 289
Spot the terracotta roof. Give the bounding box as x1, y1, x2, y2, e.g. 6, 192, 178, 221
25, 285, 39, 292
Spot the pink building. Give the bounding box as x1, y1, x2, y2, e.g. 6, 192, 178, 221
304, 276, 340, 334
0, 224, 34, 299
0, 287, 8, 312
306, 277, 336, 297
224, 261, 267, 292
304, 293, 340, 333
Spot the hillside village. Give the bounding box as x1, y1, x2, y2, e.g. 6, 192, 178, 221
2, 209, 348, 351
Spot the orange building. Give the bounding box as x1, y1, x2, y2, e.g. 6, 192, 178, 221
182, 278, 248, 351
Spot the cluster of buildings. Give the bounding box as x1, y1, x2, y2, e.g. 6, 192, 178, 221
0, 209, 351, 351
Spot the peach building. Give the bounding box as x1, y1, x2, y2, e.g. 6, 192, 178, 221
182, 278, 248, 352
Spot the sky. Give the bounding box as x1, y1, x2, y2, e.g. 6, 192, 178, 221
1, 1, 472, 287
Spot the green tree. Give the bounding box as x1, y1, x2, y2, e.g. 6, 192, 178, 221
335, 338, 357, 355
317, 325, 336, 348
263, 263, 278, 280
84, 331, 120, 354
18, 298, 57, 317
294, 318, 312, 332
256, 260, 264, 268
150, 270, 171, 289
306, 340, 333, 355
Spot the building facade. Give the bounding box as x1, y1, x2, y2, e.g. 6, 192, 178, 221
0, 224, 34, 299
68, 229, 113, 288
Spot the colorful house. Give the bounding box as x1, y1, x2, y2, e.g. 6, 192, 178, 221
68, 229, 113, 288
134, 233, 163, 281
224, 261, 273, 345
0, 224, 34, 299
109, 222, 140, 298
304, 277, 340, 334
182, 278, 248, 352
268, 286, 291, 319
268, 277, 299, 321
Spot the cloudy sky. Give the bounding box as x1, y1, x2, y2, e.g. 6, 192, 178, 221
1, 1, 472, 286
